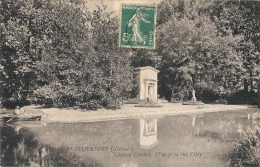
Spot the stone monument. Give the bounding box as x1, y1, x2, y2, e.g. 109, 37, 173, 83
133, 66, 159, 101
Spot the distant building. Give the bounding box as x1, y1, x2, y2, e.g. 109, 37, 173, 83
133, 66, 159, 100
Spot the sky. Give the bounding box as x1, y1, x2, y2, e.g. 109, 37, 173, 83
86, 0, 161, 13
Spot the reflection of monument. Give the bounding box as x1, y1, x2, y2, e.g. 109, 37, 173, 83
139, 118, 158, 149
133, 66, 159, 100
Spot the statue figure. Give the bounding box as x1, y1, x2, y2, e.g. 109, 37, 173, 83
192, 89, 197, 101
127, 8, 150, 45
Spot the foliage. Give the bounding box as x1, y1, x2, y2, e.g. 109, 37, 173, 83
157, 0, 246, 100
228, 90, 259, 105
1, 127, 101, 166
1, 0, 41, 100
1, 0, 133, 110
135, 98, 162, 108
130, 49, 160, 68
209, 0, 260, 92
1, 0, 93, 104
29, 0, 97, 109
2, 99, 31, 109
2, 0, 259, 108
230, 125, 260, 167
88, 4, 133, 109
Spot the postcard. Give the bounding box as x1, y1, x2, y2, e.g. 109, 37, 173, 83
1, 0, 260, 167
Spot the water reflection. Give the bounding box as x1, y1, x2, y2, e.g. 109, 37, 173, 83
1, 109, 260, 167
119, 162, 138, 167
1, 124, 102, 167
248, 113, 260, 126
139, 118, 158, 149
237, 123, 243, 136
7, 121, 47, 131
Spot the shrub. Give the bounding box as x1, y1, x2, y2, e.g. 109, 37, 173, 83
135, 98, 163, 107
123, 98, 141, 104
78, 100, 101, 111
229, 126, 260, 167
56, 95, 77, 108
2, 99, 31, 109
200, 89, 221, 103
78, 92, 101, 109
228, 90, 258, 105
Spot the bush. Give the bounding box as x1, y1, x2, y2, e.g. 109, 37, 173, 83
228, 90, 258, 105
193, 89, 258, 105
123, 98, 140, 104
229, 126, 260, 167
78, 100, 101, 111
29, 94, 53, 107
55, 95, 77, 108
199, 89, 221, 103
170, 89, 228, 104
135, 98, 163, 107
2, 99, 31, 109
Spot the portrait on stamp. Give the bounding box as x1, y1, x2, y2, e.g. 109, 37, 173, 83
120, 4, 156, 49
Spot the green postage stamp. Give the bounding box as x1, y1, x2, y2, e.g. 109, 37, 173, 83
119, 4, 156, 49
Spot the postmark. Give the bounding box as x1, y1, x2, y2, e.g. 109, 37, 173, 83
119, 4, 156, 49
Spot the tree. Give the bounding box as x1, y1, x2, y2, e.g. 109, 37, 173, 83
1, 0, 94, 105
209, 1, 260, 92
130, 49, 160, 68
156, 0, 246, 101
88, 4, 133, 109
1, 0, 133, 109
1, 0, 40, 101
32, 0, 96, 108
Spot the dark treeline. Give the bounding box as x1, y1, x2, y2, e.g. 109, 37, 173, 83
1, 0, 259, 109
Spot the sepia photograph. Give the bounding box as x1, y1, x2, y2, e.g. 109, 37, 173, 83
0, 0, 260, 166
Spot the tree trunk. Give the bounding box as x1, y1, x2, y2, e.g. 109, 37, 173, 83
257, 81, 260, 108
244, 79, 249, 92
249, 71, 254, 91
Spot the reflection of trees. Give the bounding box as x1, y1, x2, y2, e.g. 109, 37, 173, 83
1, 126, 102, 167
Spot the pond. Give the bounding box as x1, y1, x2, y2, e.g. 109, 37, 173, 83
1, 109, 260, 167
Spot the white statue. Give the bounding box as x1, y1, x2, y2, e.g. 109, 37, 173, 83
192, 89, 197, 101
